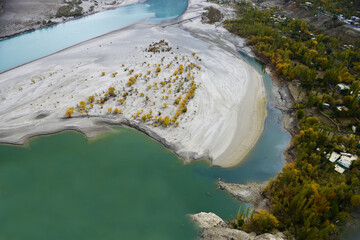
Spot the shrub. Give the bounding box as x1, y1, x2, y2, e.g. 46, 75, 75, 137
56, 1, 83, 18
231, 206, 251, 229
351, 194, 360, 207
242, 210, 279, 234
113, 108, 122, 114
297, 109, 305, 119
88, 96, 94, 103
79, 101, 86, 109
108, 87, 116, 97
65, 108, 74, 117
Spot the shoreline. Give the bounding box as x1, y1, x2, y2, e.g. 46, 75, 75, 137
0, 0, 194, 41
267, 69, 298, 164
0, 120, 200, 167
238, 46, 298, 164
0, 19, 146, 74
218, 180, 270, 211
0, 1, 189, 74
0, 0, 147, 40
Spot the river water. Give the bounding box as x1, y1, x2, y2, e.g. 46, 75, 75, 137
0, 0, 291, 239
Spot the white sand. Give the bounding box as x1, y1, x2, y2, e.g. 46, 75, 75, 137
0, 0, 266, 167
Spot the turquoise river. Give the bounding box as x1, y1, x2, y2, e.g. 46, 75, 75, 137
0, 0, 291, 239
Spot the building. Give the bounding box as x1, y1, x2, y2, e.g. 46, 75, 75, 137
337, 83, 350, 91
328, 151, 358, 174
336, 106, 349, 112
328, 152, 340, 162
335, 164, 345, 174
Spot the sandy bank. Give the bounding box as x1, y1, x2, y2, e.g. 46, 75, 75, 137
0, 0, 266, 168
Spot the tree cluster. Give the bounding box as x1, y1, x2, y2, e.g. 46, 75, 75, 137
264, 116, 360, 239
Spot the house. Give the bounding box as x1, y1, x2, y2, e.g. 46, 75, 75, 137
336, 106, 349, 112
352, 126, 357, 133
328, 152, 340, 162
339, 152, 354, 158
328, 151, 358, 173
337, 83, 350, 91
337, 158, 352, 170
335, 164, 346, 174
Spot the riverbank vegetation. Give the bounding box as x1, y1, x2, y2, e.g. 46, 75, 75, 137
224, 1, 360, 132
201, 6, 223, 24
224, 1, 360, 239
56, 0, 83, 18
294, 0, 360, 18
264, 116, 360, 239
231, 206, 280, 235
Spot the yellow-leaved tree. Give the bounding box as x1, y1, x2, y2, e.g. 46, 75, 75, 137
64, 108, 74, 118
242, 210, 279, 234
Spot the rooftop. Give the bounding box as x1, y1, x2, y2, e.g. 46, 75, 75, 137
335, 164, 346, 174
329, 152, 340, 162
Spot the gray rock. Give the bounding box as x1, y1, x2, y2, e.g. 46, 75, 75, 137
189, 212, 227, 229
218, 181, 270, 210
189, 212, 287, 240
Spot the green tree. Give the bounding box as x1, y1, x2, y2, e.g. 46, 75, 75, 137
297, 109, 305, 119
243, 210, 279, 234
351, 194, 360, 207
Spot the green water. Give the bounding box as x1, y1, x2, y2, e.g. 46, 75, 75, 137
0, 128, 244, 240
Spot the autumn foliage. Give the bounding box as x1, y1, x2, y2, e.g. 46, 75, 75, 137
63, 50, 201, 128
64, 107, 74, 118
242, 210, 279, 234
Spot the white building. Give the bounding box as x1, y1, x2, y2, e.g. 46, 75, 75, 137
336, 106, 349, 112
335, 165, 346, 174
328, 151, 358, 173
337, 154, 357, 169
329, 152, 340, 162
337, 83, 350, 91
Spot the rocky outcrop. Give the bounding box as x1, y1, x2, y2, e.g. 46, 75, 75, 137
189, 212, 227, 229
218, 181, 270, 210
189, 212, 287, 240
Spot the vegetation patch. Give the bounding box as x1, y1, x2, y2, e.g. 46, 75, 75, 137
145, 40, 172, 53
264, 116, 360, 239
230, 206, 279, 235
64, 44, 202, 129
56, 0, 83, 18
201, 6, 223, 24
295, 0, 360, 19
